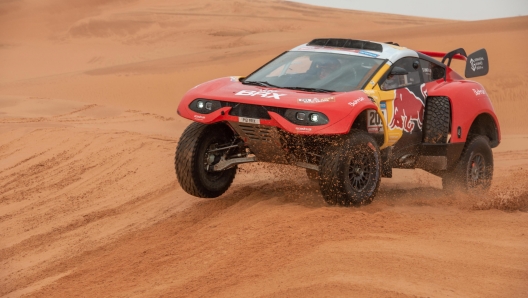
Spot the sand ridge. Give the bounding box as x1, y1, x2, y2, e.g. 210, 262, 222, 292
0, 0, 527, 297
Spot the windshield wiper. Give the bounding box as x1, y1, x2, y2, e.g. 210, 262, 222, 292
283, 87, 335, 93
242, 80, 280, 88
242, 81, 335, 93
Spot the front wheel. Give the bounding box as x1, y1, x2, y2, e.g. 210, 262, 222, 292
319, 130, 381, 206
442, 135, 493, 194
175, 122, 237, 198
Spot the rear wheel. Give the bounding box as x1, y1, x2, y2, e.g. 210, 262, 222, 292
442, 135, 493, 193
175, 122, 237, 198
319, 130, 381, 206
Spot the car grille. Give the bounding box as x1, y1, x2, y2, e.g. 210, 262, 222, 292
228, 104, 271, 119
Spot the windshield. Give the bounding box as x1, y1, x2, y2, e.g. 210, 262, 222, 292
244, 51, 384, 92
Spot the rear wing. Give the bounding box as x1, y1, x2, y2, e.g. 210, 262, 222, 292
419, 48, 489, 79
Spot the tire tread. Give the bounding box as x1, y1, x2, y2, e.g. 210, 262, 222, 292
318, 130, 381, 206
423, 96, 451, 144
442, 135, 493, 193
175, 122, 235, 198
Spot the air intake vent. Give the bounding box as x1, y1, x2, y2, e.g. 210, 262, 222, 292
229, 104, 271, 119
307, 38, 383, 52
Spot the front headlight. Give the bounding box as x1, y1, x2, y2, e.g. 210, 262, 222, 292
284, 109, 329, 126
296, 112, 306, 121
189, 99, 222, 114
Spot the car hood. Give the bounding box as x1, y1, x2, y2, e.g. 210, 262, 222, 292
182, 77, 368, 110
177, 77, 377, 135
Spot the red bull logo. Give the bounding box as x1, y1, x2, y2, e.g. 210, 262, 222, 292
389, 84, 427, 133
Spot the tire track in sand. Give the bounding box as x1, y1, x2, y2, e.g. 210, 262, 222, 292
0, 109, 194, 296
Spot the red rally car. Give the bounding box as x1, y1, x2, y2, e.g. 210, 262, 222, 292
175, 38, 500, 206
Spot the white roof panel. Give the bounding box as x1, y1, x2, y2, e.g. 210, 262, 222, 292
290, 42, 418, 63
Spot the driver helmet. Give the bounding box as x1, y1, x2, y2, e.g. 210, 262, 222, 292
383, 73, 398, 89
315, 56, 341, 79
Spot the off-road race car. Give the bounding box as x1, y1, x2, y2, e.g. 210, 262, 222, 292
175, 38, 500, 206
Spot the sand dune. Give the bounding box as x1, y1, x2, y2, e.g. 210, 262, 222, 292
1, 0, 527, 297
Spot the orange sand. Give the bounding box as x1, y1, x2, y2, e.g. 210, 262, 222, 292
1, 0, 527, 297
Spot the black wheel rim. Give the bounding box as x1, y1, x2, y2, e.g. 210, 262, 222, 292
201, 141, 226, 181
348, 148, 374, 192
467, 153, 486, 188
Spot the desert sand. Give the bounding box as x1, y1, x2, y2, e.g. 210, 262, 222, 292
1, 0, 527, 297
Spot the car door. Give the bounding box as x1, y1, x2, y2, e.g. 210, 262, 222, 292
376, 57, 427, 162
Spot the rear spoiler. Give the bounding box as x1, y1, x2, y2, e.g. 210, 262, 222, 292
419, 48, 489, 79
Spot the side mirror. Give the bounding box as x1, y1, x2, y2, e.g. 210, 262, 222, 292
465, 48, 489, 78
391, 66, 408, 76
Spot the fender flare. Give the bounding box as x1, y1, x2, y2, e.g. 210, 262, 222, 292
348, 106, 389, 149
467, 112, 501, 147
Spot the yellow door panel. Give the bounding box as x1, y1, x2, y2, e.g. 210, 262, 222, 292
362, 64, 403, 148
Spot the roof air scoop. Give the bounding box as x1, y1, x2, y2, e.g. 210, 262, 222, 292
307, 38, 383, 52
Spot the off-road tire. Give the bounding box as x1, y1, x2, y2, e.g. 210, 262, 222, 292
175, 122, 237, 198
306, 168, 320, 181
442, 135, 493, 194
423, 96, 450, 143
319, 130, 381, 206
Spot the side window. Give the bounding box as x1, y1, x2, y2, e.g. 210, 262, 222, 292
420, 59, 445, 82
380, 57, 422, 90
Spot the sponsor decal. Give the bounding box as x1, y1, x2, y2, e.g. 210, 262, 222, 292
358, 50, 379, 58
473, 88, 486, 96
341, 48, 359, 53
370, 80, 375, 86
380, 102, 387, 109
422, 68, 431, 74
348, 97, 365, 107
367, 110, 385, 133
388, 84, 427, 133
235, 89, 285, 100
295, 127, 312, 131
470, 57, 485, 72
239, 117, 260, 124
194, 115, 206, 120
362, 91, 378, 100
297, 97, 335, 104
